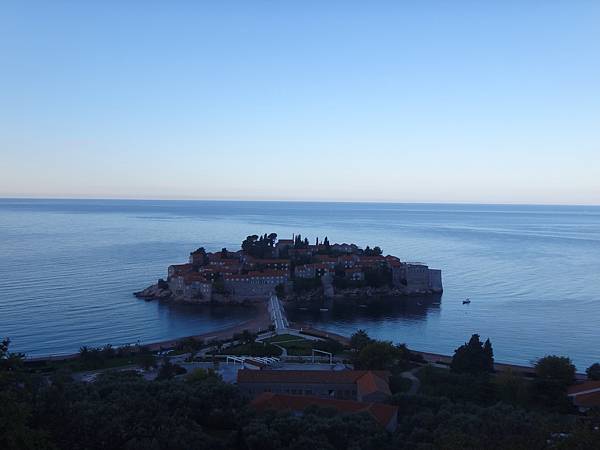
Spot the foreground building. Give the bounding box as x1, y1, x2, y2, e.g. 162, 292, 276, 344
251, 392, 399, 432
237, 369, 392, 403
568, 380, 600, 412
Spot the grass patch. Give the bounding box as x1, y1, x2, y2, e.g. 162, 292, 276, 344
263, 335, 344, 357
264, 334, 305, 344
215, 342, 282, 357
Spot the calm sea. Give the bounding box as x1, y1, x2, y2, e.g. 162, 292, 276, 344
0, 199, 598, 369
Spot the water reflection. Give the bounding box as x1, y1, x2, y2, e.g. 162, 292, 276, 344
288, 293, 442, 327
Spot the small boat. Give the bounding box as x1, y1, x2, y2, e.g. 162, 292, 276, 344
319, 308, 329, 312
462, 298, 471, 305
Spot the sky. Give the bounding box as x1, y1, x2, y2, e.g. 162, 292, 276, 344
1, 1, 599, 204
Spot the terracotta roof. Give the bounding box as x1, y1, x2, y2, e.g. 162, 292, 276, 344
250, 393, 398, 429
315, 255, 338, 262
224, 270, 289, 281
356, 371, 391, 398
568, 380, 600, 395
359, 256, 385, 261
237, 369, 390, 385
170, 263, 193, 270
254, 259, 290, 265
296, 263, 332, 271
571, 391, 600, 408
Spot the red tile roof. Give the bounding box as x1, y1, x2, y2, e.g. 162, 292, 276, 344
250, 393, 398, 430
572, 391, 600, 408
170, 263, 193, 270
237, 369, 390, 386
568, 380, 600, 395
357, 371, 391, 398
254, 259, 290, 265
224, 270, 289, 281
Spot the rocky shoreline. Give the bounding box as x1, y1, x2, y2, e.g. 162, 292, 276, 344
134, 282, 172, 301
134, 282, 261, 305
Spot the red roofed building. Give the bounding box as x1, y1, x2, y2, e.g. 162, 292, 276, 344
168, 263, 194, 278
568, 380, 600, 412
223, 270, 290, 299
183, 273, 212, 300
288, 248, 314, 259
345, 267, 365, 281
331, 243, 359, 254
358, 255, 386, 268
253, 259, 291, 271
237, 369, 391, 403
294, 263, 333, 279
251, 392, 398, 432
337, 254, 359, 267
274, 239, 294, 257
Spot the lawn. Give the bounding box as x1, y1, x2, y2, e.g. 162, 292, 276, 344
263, 335, 342, 356
216, 342, 283, 357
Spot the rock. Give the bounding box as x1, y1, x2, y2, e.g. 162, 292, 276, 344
134, 283, 172, 300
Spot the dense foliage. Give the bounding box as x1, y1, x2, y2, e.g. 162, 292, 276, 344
2, 337, 600, 449
241, 233, 278, 258
587, 362, 600, 380
450, 334, 494, 374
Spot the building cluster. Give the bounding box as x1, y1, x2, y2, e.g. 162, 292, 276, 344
237, 369, 398, 431
165, 235, 442, 302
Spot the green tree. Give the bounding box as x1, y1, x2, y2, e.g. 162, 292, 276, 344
350, 329, 372, 351
535, 355, 576, 387
186, 368, 221, 383
451, 334, 494, 375
586, 362, 600, 380
137, 352, 157, 370
355, 340, 399, 370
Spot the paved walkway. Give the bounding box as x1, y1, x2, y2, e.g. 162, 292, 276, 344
269, 295, 289, 331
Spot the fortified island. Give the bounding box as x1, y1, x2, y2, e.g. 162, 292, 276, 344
135, 233, 442, 304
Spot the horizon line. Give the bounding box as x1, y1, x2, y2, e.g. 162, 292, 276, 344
1, 195, 599, 208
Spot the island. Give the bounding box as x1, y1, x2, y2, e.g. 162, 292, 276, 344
134, 233, 442, 305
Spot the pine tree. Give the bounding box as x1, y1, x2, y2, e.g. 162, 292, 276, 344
483, 338, 495, 371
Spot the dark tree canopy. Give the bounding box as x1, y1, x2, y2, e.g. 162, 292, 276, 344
242, 233, 278, 258
451, 334, 495, 374
587, 362, 600, 380
350, 329, 372, 351
535, 355, 576, 387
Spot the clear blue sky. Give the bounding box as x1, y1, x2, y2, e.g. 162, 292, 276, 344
1, 1, 599, 204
